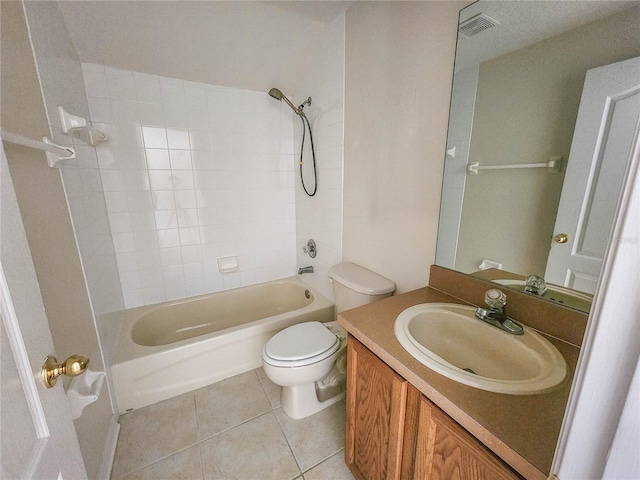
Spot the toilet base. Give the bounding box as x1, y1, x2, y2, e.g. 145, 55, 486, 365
281, 382, 345, 419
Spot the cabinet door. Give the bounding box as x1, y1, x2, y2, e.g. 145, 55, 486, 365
345, 336, 408, 480
403, 386, 522, 480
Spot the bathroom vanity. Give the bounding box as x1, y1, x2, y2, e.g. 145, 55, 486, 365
338, 267, 585, 480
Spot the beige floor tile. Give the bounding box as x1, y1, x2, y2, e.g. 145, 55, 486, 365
119, 445, 203, 480
200, 412, 300, 480
256, 367, 282, 408
303, 450, 355, 480
111, 393, 198, 478
275, 402, 346, 472
195, 370, 272, 440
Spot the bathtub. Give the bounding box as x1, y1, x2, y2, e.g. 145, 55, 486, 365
110, 277, 334, 413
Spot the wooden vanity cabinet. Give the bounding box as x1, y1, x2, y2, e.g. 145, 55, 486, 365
345, 336, 522, 480
345, 333, 408, 479
402, 386, 522, 480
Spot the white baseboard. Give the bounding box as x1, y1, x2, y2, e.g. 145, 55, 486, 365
97, 415, 120, 480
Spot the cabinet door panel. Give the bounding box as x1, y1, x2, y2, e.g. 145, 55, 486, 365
346, 336, 408, 480
425, 396, 521, 480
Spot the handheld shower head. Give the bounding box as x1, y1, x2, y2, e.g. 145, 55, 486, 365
268, 88, 300, 115
268, 88, 284, 100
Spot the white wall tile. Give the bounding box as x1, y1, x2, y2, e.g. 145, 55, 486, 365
146, 149, 170, 169
129, 211, 156, 232
163, 264, 185, 285
179, 227, 200, 245
189, 130, 211, 151
171, 170, 195, 190
142, 126, 168, 149
104, 191, 128, 213
157, 228, 180, 248
111, 100, 140, 125
139, 103, 164, 127
106, 69, 137, 101
165, 282, 187, 301
113, 232, 135, 253
155, 210, 178, 230
87, 97, 113, 123
119, 147, 147, 170
174, 190, 197, 209
83, 64, 301, 307
116, 125, 144, 148
163, 104, 188, 128
167, 129, 190, 149
149, 170, 173, 191
169, 150, 192, 170
109, 212, 132, 233
125, 190, 153, 212
142, 284, 166, 304
160, 246, 182, 266
152, 190, 176, 210
292, 14, 345, 302
134, 72, 162, 104
160, 79, 185, 105
134, 230, 159, 251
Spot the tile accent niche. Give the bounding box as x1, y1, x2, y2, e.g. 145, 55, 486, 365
82, 63, 297, 308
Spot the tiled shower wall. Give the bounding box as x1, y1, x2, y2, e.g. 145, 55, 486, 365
293, 14, 345, 301
82, 64, 298, 308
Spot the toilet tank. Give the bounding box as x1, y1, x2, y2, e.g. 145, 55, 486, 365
328, 262, 396, 313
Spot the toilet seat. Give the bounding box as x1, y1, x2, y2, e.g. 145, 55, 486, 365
263, 321, 340, 368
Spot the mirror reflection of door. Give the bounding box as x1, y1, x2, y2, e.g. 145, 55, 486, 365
436, 1, 640, 309
545, 57, 640, 293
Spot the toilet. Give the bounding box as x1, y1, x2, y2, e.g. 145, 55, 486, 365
262, 262, 395, 419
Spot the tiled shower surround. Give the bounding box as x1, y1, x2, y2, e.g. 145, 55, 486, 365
82, 63, 299, 308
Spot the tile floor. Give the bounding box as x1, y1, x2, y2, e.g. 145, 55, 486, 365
110, 368, 355, 480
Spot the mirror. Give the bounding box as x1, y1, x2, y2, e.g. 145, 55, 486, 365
436, 0, 640, 312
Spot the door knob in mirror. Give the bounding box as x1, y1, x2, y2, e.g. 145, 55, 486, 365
554, 233, 569, 244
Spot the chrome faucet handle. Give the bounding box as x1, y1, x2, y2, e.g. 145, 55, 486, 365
484, 289, 506, 309
524, 275, 547, 295
476, 289, 523, 335
302, 239, 317, 258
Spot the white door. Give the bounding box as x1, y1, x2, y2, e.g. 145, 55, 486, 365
545, 56, 640, 293
1, 146, 87, 479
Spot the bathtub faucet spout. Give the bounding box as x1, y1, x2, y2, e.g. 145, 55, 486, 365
298, 266, 314, 274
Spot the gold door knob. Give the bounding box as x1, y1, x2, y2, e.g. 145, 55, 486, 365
42, 354, 89, 389
554, 233, 569, 244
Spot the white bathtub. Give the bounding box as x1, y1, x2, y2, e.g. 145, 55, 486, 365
110, 277, 334, 412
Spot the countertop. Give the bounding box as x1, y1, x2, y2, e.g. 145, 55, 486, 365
337, 286, 580, 480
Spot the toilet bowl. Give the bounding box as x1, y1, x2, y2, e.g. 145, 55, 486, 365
262, 262, 395, 419
262, 321, 347, 419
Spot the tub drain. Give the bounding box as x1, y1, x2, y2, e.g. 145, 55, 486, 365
463, 367, 476, 374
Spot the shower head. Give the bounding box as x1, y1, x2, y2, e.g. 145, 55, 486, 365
268, 88, 300, 115
268, 88, 284, 101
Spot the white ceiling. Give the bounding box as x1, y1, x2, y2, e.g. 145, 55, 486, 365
454, 1, 639, 70
57, 0, 352, 95
57, 1, 638, 91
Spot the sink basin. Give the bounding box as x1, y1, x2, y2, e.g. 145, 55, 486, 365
394, 303, 567, 395
493, 279, 593, 311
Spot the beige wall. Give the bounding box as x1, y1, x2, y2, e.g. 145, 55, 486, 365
343, 1, 468, 293
0, 3, 114, 478
456, 7, 640, 275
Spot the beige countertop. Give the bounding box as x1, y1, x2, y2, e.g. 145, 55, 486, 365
338, 286, 580, 480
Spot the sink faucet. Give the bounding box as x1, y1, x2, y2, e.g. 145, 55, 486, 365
475, 289, 523, 335
524, 275, 547, 296
298, 266, 314, 274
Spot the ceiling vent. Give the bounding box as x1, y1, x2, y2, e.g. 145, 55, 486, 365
458, 12, 500, 38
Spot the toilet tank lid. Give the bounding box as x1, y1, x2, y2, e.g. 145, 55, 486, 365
329, 262, 395, 295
